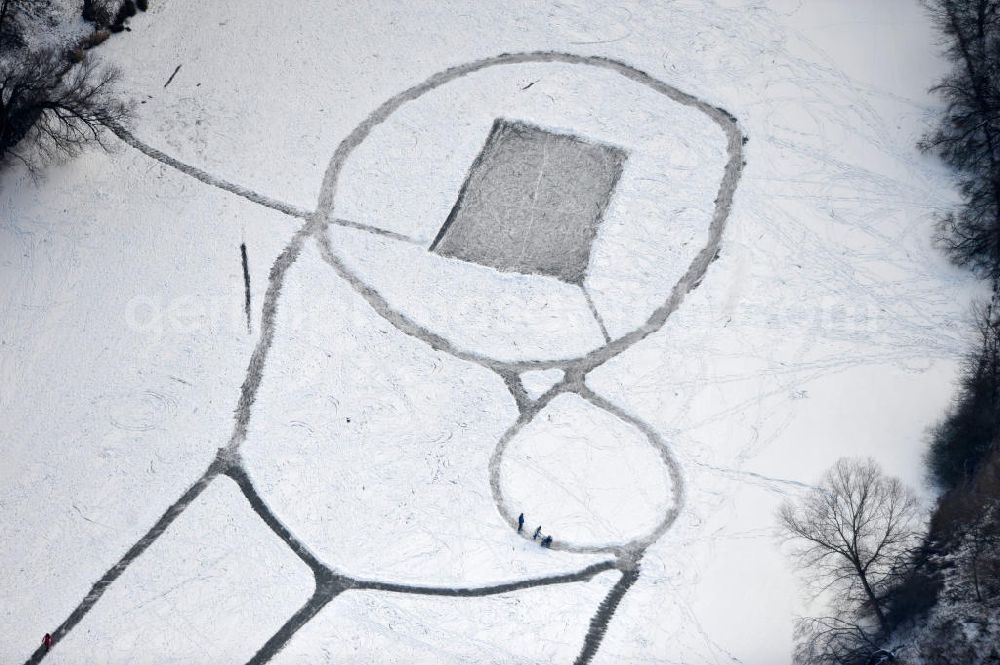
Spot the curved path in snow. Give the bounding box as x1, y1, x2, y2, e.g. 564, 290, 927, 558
26, 52, 744, 665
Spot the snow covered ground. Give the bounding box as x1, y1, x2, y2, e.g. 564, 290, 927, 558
0, 0, 980, 663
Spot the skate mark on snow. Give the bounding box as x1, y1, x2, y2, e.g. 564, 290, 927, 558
574, 567, 640, 665
581, 285, 612, 343
225, 463, 334, 579
352, 560, 618, 596
246, 580, 346, 665
487, 380, 684, 556
498, 368, 532, 413
107, 122, 312, 219
331, 217, 422, 245
241, 242, 252, 334
245, 559, 620, 664
692, 460, 819, 493
108, 122, 418, 243
577, 386, 685, 549
224, 228, 313, 455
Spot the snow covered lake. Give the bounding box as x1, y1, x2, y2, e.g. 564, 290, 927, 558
0, 0, 978, 663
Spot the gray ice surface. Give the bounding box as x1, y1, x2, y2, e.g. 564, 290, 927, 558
431, 119, 627, 284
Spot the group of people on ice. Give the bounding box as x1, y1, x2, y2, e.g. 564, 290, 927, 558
517, 512, 553, 548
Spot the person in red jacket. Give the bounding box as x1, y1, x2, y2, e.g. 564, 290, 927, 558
42, 633, 53, 652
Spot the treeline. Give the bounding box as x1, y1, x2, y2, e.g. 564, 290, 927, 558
890, 1, 1000, 661
780, 2, 1000, 663
0, 0, 143, 171
923, 0, 1000, 488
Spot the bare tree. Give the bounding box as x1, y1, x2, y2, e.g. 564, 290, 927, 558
779, 458, 923, 661
0, 48, 130, 169
0, 0, 131, 170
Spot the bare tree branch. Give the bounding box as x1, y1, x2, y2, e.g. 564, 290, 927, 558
1, 48, 131, 171
779, 458, 923, 663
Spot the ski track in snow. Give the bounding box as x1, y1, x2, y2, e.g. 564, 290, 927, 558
27, 52, 744, 665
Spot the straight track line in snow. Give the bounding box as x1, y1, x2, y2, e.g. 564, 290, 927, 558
245, 582, 344, 665
574, 567, 640, 665
108, 123, 416, 243
223, 230, 311, 454
352, 560, 619, 596
23, 456, 226, 664
107, 122, 312, 220
225, 462, 334, 579
581, 285, 612, 343
691, 460, 819, 493
241, 242, 252, 334
331, 217, 423, 245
